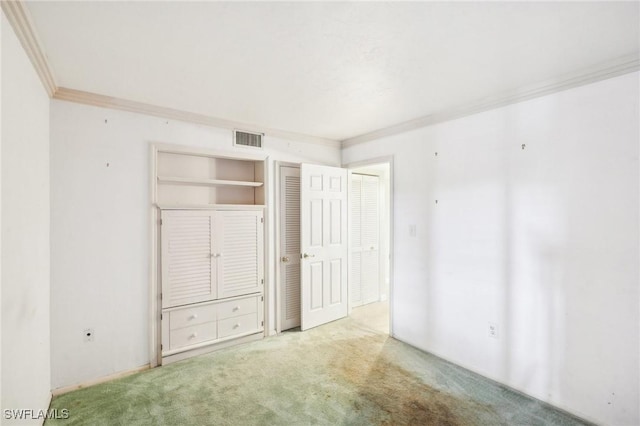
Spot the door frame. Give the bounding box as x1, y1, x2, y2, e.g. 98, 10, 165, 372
343, 155, 395, 337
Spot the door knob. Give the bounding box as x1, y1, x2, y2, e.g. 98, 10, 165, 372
302, 253, 315, 259
281, 256, 290, 263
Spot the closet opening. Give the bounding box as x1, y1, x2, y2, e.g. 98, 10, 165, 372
275, 158, 393, 336
346, 161, 392, 335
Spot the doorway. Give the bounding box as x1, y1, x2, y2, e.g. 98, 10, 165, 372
276, 159, 392, 335
347, 161, 391, 335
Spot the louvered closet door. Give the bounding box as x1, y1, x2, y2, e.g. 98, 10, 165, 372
350, 175, 363, 307
161, 210, 216, 309
216, 210, 264, 299
280, 166, 301, 331
361, 175, 380, 304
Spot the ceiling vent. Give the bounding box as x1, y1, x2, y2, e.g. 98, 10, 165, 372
234, 130, 263, 149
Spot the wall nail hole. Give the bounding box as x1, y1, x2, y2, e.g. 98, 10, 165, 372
104, 119, 108, 124
106, 163, 110, 167
435, 152, 438, 156
521, 144, 526, 150
435, 200, 438, 204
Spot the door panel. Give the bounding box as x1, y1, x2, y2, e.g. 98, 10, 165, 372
280, 166, 301, 331
216, 210, 264, 299
301, 163, 348, 330
161, 210, 216, 308
350, 174, 381, 307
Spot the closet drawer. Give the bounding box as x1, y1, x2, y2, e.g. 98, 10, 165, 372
169, 322, 217, 350
218, 313, 258, 339
169, 304, 217, 330
217, 296, 259, 320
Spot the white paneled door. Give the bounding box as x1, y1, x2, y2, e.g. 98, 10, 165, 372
300, 163, 348, 330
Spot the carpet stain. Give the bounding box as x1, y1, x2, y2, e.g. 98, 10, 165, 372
329, 336, 504, 426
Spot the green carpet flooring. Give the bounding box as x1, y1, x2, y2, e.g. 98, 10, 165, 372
46, 318, 591, 425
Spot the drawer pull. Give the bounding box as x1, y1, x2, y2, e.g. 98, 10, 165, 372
189, 332, 198, 339
233, 323, 240, 329
189, 314, 198, 320
233, 306, 240, 312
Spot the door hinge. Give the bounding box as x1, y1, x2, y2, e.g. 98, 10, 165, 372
261, 217, 264, 223
261, 321, 264, 326
161, 313, 163, 321
261, 295, 264, 302
160, 218, 163, 225
161, 344, 163, 351
261, 278, 264, 284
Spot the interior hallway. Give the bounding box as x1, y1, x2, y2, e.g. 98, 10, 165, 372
46, 315, 590, 426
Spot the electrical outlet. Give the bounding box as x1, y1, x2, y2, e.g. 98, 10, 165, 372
488, 323, 499, 339
83, 328, 94, 342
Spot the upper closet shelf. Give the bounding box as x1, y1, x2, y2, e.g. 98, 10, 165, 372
157, 176, 264, 188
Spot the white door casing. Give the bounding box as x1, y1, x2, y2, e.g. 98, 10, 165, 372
300, 163, 349, 330
279, 166, 301, 331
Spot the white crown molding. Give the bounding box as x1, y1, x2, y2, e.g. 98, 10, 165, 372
1, 0, 57, 96
341, 53, 640, 148
53, 87, 341, 149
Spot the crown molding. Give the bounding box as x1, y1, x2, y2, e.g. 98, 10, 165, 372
1, 0, 57, 96
342, 53, 640, 148
53, 87, 341, 149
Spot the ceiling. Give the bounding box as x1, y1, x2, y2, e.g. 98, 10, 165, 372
26, 1, 639, 142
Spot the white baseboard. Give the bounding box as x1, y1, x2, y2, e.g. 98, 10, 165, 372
51, 364, 151, 396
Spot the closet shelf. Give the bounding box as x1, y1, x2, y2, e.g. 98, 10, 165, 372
157, 203, 265, 211
157, 176, 264, 188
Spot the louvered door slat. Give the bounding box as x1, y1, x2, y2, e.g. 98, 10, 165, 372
361, 175, 379, 248
161, 210, 216, 308
351, 251, 362, 305
351, 175, 362, 248
362, 250, 380, 304
216, 211, 264, 299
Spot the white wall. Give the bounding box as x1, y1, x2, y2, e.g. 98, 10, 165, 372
49, 99, 341, 389
1, 12, 52, 424
342, 72, 639, 425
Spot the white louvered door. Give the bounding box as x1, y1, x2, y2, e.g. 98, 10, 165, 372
350, 174, 380, 307
216, 210, 264, 299
161, 210, 216, 308
280, 166, 301, 331
300, 163, 348, 331
350, 175, 363, 307
361, 175, 380, 304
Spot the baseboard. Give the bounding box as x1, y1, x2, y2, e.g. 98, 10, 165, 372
393, 336, 598, 425
51, 364, 150, 396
